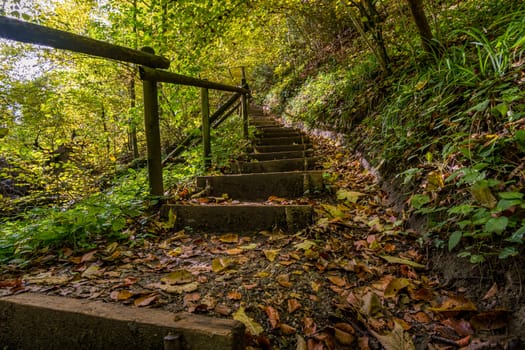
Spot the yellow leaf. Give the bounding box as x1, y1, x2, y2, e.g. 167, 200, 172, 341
161, 269, 193, 285
263, 249, 280, 262
471, 182, 497, 208
163, 282, 199, 294
233, 306, 264, 336
321, 204, 346, 219
294, 240, 316, 250
384, 278, 411, 298
240, 243, 258, 250
81, 265, 102, 278
110, 290, 134, 301
219, 233, 239, 243
212, 257, 235, 273
166, 247, 183, 257
336, 189, 365, 204
380, 255, 425, 269
225, 248, 243, 255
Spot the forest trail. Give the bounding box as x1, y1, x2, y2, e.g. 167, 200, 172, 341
162, 106, 322, 234
0, 108, 521, 349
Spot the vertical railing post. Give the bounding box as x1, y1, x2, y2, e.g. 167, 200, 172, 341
141, 47, 164, 196
241, 67, 249, 139
201, 87, 211, 169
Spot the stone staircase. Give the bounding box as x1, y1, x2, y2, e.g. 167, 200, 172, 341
162, 107, 324, 233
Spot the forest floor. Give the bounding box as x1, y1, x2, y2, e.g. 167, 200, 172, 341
0, 135, 524, 350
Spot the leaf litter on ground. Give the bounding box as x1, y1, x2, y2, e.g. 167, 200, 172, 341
0, 134, 520, 349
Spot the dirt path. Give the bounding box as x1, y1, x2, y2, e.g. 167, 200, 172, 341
0, 127, 522, 349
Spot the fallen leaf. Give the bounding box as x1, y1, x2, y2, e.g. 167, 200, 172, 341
219, 233, 239, 243
288, 298, 302, 313
279, 323, 296, 335
327, 275, 347, 287
240, 243, 258, 250
334, 326, 355, 345
212, 257, 235, 273
442, 318, 473, 336
183, 292, 201, 306
294, 240, 317, 250
263, 249, 280, 262
81, 265, 103, 279
225, 248, 243, 255
482, 282, 498, 300
134, 293, 158, 307
384, 278, 411, 298
296, 334, 307, 350
369, 321, 415, 350
233, 306, 264, 336
303, 317, 317, 336
24, 273, 71, 285
110, 290, 134, 301
277, 274, 293, 287
264, 305, 280, 329
336, 189, 365, 203
161, 269, 193, 285
430, 295, 477, 314
380, 255, 425, 269
81, 250, 98, 263
469, 309, 510, 330
227, 291, 242, 300
164, 282, 199, 294
215, 304, 232, 316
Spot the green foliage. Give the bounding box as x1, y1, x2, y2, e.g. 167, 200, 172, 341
0, 172, 147, 263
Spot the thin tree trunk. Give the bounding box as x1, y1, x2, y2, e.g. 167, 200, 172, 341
407, 0, 438, 55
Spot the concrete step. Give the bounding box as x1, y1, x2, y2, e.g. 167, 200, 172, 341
232, 157, 319, 173
248, 150, 314, 161
196, 170, 324, 201
255, 136, 309, 146
255, 130, 303, 138
161, 203, 313, 232
0, 293, 245, 350
253, 144, 313, 153
249, 120, 281, 127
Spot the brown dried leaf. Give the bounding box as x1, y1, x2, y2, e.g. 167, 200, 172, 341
277, 274, 293, 288
287, 298, 302, 313
303, 317, 317, 336
279, 323, 296, 335
81, 250, 98, 263
227, 290, 242, 300
264, 305, 280, 329
482, 282, 498, 301
384, 278, 411, 298
134, 293, 158, 307
327, 275, 347, 287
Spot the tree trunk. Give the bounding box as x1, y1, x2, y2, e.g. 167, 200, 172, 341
406, 0, 438, 55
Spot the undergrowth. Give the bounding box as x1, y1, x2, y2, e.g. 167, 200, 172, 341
266, 2, 525, 263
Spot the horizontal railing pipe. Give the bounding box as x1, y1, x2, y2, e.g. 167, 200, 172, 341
0, 16, 170, 69
139, 66, 248, 94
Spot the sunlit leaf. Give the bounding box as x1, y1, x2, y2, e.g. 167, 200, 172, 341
263, 249, 280, 262
233, 306, 264, 336
212, 257, 235, 273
